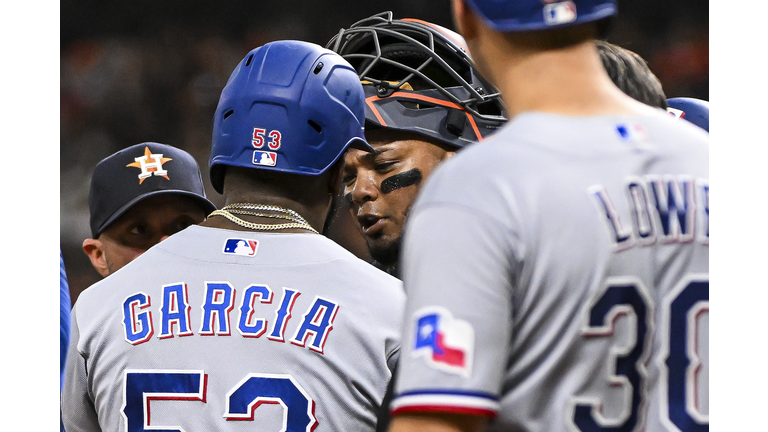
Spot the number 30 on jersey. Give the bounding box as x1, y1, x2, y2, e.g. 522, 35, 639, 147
571, 275, 708, 432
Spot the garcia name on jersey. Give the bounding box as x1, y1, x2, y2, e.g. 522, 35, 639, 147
123, 282, 338, 354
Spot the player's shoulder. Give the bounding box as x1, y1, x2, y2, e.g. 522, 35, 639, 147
313, 237, 406, 316
415, 108, 708, 200
73, 230, 192, 312
457, 108, 707, 158
319, 236, 404, 285
625, 107, 710, 170
645, 107, 709, 147
70, 265, 138, 325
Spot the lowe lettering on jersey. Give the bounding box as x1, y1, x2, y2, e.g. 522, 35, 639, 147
122, 282, 339, 354
589, 175, 709, 251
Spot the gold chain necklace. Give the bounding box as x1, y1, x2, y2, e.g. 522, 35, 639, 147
208, 203, 318, 234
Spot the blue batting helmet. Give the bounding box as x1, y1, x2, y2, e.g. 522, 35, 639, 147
327, 12, 506, 149
667, 97, 709, 133
463, 0, 617, 36
209, 40, 372, 193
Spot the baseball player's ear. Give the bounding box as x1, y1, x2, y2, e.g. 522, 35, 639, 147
452, 0, 477, 41
82, 238, 110, 278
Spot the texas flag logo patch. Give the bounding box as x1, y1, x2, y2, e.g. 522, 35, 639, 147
253, 150, 277, 167
223, 239, 259, 257
412, 307, 474, 377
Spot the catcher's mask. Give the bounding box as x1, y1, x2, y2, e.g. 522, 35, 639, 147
327, 11, 507, 149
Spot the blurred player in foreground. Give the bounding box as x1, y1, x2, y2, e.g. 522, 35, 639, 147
62, 40, 404, 431
388, 0, 709, 431
82, 142, 216, 277
327, 12, 507, 277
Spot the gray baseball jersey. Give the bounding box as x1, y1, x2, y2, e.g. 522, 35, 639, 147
392, 111, 709, 432
62, 225, 404, 432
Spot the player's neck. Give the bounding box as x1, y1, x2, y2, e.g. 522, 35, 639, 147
492, 41, 648, 118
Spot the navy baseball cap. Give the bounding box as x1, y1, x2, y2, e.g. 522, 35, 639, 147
88, 142, 217, 238
463, 0, 617, 34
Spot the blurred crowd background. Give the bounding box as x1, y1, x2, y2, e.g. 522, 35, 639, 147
60, 0, 708, 301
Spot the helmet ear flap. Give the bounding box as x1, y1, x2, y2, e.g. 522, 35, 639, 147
210, 165, 225, 194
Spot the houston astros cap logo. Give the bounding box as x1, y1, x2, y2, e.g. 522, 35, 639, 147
126, 146, 173, 184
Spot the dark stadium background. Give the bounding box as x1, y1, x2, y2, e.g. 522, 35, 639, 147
60, 0, 709, 303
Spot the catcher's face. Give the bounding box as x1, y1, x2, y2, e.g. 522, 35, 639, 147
82, 195, 207, 277
343, 129, 454, 267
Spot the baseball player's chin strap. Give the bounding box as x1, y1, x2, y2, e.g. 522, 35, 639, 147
208, 203, 319, 234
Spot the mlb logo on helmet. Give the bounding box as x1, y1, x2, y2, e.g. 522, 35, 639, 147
412, 307, 474, 377
253, 151, 277, 167
544, 1, 577, 25
223, 239, 259, 256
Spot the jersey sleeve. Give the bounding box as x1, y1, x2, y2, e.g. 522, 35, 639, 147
392, 202, 519, 418
61, 306, 103, 432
